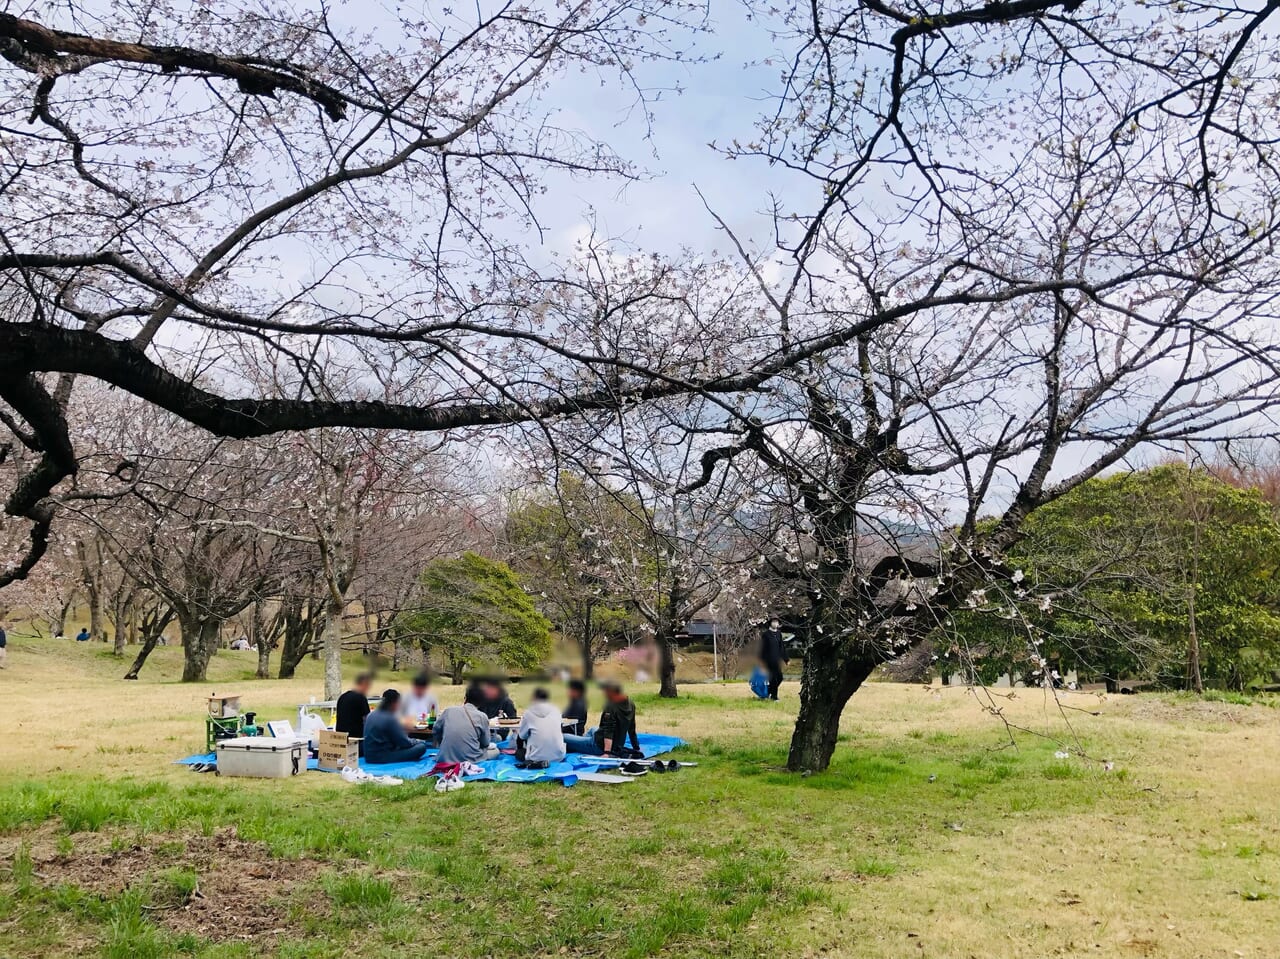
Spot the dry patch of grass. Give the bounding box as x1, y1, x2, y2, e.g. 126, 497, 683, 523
2, 826, 323, 945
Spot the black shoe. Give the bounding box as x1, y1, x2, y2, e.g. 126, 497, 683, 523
620, 762, 648, 776
650, 759, 666, 773
529, 760, 549, 770
665, 760, 680, 772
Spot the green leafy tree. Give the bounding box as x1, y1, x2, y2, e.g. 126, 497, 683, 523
504, 474, 651, 678
394, 552, 553, 683
948, 465, 1280, 691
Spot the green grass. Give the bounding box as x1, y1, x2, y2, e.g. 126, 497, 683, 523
2, 643, 1278, 957
0, 734, 1136, 958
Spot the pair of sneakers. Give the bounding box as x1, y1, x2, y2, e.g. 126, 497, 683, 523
648, 760, 680, 773
434, 776, 465, 793
341, 766, 403, 786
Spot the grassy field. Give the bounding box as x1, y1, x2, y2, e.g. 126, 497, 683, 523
1, 637, 1278, 958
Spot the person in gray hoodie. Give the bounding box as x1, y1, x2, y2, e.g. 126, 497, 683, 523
515, 688, 566, 767
433, 686, 497, 763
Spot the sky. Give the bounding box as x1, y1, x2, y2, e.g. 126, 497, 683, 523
484, 1, 806, 259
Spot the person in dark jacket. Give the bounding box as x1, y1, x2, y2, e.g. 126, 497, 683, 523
335, 673, 373, 742
564, 682, 640, 756
759, 618, 789, 701
470, 679, 518, 719
563, 679, 588, 736
363, 690, 429, 764
469, 679, 518, 739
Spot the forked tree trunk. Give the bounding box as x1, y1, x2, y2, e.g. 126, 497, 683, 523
180, 615, 222, 682
786, 637, 879, 773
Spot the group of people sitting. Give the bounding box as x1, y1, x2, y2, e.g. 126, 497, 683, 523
334, 671, 641, 768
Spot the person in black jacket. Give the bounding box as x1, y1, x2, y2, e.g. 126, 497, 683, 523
563, 679, 588, 736
469, 679, 518, 719
335, 673, 373, 741
759, 618, 788, 701
564, 682, 640, 756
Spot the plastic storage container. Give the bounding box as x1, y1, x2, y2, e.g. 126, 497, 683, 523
215, 737, 306, 778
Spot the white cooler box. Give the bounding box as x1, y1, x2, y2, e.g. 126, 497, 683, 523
215, 737, 306, 778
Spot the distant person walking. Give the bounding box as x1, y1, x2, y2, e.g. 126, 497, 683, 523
759, 618, 789, 701
0, 622, 8, 669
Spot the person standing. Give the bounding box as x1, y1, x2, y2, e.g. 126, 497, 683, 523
0, 622, 7, 669
759, 618, 789, 701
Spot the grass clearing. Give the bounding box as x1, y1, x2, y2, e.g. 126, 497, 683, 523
1, 638, 1279, 957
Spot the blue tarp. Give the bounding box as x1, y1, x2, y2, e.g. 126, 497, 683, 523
174, 752, 320, 771
174, 732, 686, 787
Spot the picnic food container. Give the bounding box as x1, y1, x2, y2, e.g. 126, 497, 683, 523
215, 737, 305, 778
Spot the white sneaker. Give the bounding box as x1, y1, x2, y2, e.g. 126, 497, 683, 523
434, 777, 450, 793
446, 777, 465, 791
341, 766, 361, 783
372, 775, 402, 785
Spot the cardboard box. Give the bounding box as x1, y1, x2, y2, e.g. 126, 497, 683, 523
317, 730, 359, 772
207, 692, 241, 718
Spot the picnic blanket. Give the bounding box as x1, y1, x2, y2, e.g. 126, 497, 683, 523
174, 732, 686, 787
173, 752, 321, 771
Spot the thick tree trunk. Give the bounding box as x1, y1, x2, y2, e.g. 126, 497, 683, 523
180, 616, 221, 682
321, 607, 343, 701
658, 628, 678, 698
89, 597, 104, 643
256, 639, 272, 679
786, 639, 878, 773
111, 597, 129, 656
